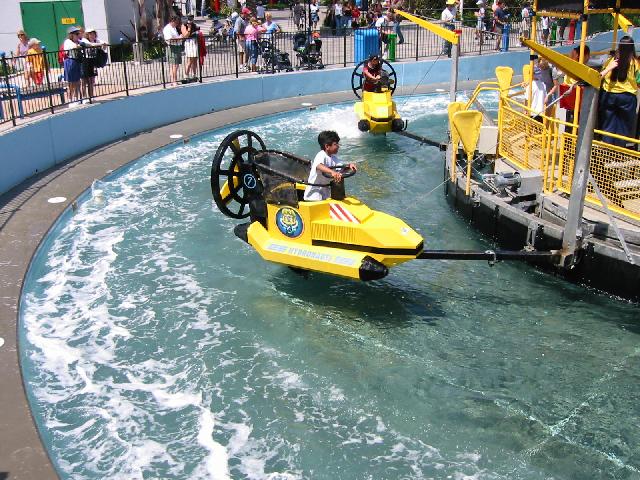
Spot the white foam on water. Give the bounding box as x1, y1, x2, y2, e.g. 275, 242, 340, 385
396, 94, 451, 122
328, 385, 345, 402
197, 408, 230, 480
255, 104, 363, 142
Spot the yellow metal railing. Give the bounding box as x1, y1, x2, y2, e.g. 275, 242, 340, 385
462, 83, 640, 222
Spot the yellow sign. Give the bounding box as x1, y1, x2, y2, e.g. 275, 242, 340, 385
61, 18, 76, 25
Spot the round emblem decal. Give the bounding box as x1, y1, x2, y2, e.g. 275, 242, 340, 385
275, 207, 304, 238
243, 173, 257, 189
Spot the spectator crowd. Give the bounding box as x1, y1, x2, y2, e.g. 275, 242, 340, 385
5, 1, 640, 147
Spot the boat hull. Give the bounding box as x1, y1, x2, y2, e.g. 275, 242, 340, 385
444, 173, 640, 302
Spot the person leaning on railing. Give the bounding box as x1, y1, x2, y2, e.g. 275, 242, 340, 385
598, 35, 639, 147
80, 27, 107, 100
163, 15, 188, 86
63, 26, 83, 105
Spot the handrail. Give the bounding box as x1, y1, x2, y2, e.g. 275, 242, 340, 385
464, 82, 499, 109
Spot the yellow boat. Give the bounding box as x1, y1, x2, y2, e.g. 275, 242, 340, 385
351, 59, 406, 134
211, 130, 423, 281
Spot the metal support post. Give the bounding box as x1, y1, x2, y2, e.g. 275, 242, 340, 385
197, 34, 203, 82
343, 31, 347, 67
449, 37, 458, 102
121, 42, 130, 96
560, 84, 599, 266
1, 54, 17, 126
234, 38, 239, 78
42, 48, 55, 114
160, 46, 167, 88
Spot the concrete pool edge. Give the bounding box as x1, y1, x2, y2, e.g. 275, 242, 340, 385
0, 81, 481, 479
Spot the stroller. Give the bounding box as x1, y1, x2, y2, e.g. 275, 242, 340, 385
293, 32, 324, 70
259, 38, 294, 73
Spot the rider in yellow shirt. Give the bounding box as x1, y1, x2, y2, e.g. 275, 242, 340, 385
598, 36, 639, 146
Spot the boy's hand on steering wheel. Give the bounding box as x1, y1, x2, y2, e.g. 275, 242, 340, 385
331, 171, 343, 182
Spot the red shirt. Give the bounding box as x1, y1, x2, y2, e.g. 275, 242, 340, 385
363, 62, 381, 91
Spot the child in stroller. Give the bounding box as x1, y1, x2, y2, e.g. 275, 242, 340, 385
258, 38, 294, 73
293, 31, 324, 70
208, 16, 229, 45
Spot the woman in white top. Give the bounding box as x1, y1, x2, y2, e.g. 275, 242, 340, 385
334, 1, 344, 35
310, 0, 320, 29
15, 30, 31, 86
182, 17, 199, 80
63, 26, 83, 103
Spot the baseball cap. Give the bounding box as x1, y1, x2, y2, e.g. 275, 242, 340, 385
67, 26, 80, 34
241, 7, 251, 14
231, 11, 239, 18
28, 38, 41, 46
476, 0, 484, 4
446, 0, 456, 4
85, 26, 97, 33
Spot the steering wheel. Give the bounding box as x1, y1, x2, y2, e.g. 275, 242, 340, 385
321, 164, 357, 180
210, 130, 266, 219
351, 58, 397, 99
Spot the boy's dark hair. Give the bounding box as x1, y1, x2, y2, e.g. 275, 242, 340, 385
573, 45, 590, 55
318, 130, 340, 149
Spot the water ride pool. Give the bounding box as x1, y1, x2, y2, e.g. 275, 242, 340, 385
20, 94, 640, 479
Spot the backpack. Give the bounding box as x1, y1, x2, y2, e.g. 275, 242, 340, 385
95, 48, 108, 68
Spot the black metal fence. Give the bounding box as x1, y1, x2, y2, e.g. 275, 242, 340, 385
0, 19, 584, 127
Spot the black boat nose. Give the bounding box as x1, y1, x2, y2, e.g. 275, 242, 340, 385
359, 256, 389, 281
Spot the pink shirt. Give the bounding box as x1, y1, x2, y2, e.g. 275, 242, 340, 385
243, 24, 265, 42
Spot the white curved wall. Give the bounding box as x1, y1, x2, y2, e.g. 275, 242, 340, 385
1, 50, 536, 195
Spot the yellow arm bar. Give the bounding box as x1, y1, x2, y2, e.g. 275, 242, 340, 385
521, 38, 601, 89
616, 13, 633, 33
395, 10, 459, 45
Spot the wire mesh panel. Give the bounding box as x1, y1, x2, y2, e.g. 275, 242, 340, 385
499, 100, 546, 171
588, 139, 640, 219
553, 132, 640, 220
498, 91, 640, 222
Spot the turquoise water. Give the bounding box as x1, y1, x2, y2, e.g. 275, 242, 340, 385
21, 94, 640, 480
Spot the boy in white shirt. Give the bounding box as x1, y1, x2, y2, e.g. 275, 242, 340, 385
304, 131, 357, 201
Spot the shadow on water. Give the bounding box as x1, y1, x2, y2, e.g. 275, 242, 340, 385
268, 267, 448, 329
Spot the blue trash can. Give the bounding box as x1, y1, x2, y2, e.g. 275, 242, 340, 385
354, 28, 380, 64
501, 23, 511, 52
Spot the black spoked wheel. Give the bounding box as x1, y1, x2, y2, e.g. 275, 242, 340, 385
210, 130, 266, 219
351, 59, 398, 99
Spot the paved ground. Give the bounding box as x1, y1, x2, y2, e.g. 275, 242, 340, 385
0, 77, 486, 480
